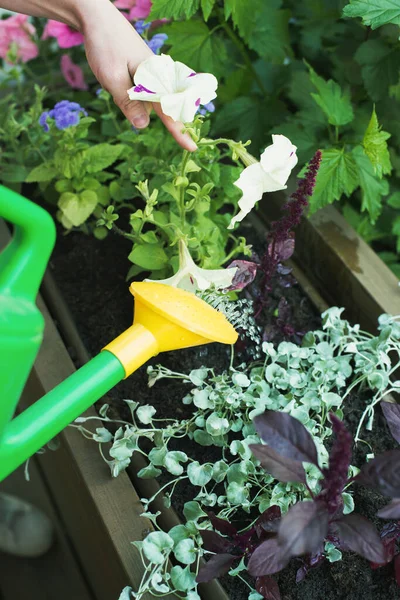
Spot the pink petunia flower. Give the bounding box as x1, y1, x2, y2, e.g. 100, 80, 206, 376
61, 54, 88, 90
42, 20, 84, 48
114, 0, 152, 20
0, 14, 38, 63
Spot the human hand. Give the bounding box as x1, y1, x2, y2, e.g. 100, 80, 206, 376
79, 0, 196, 151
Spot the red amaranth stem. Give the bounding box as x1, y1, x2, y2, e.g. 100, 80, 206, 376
255, 149, 322, 318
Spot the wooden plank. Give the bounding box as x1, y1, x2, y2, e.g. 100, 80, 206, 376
0, 220, 162, 600
20, 297, 162, 600
259, 197, 400, 332
0, 462, 94, 600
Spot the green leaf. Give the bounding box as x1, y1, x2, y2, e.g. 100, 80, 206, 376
248, 1, 291, 63
224, 0, 264, 40
362, 108, 391, 178
307, 64, 354, 127
25, 162, 57, 183
388, 191, 400, 208
182, 501, 207, 522
142, 531, 174, 565
150, 0, 199, 19
1, 164, 30, 182
169, 525, 191, 546
343, 0, 400, 29
85, 143, 123, 173
170, 565, 196, 592
226, 481, 249, 504
164, 451, 188, 476
187, 462, 213, 486
58, 190, 98, 227
136, 405, 156, 424
128, 243, 168, 270
173, 539, 197, 565
201, 0, 215, 20
309, 148, 359, 214
352, 146, 389, 223
355, 40, 400, 102
137, 464, 162, 479
164, 21, 228, 77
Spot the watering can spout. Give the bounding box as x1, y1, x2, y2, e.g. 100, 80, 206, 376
0, 184, 238, 480
104, 281, 237, 377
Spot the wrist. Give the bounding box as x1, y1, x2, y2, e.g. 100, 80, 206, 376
72, 0, 117, 34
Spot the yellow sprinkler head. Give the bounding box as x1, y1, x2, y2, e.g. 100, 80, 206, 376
103, 282, 238, 378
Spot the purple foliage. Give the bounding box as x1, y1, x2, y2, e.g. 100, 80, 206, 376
227, 259, 258, 291
381, 401, 400, 444
197, 409, 400, 596
319, 414, 352, 516
255, 150, 322, 318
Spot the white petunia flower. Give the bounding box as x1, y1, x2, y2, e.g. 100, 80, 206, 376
147, 240, 237, 292
228, 135, 298, 229
127, 54, 218, 123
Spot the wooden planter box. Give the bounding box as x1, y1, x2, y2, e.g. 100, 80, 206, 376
5, 201, 400, 599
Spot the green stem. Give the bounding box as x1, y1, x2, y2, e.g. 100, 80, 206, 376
218, 12, 268, 97
178, 150, 190, 228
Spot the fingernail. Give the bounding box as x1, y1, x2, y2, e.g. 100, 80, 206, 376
132, 115, 149, 128
187, 139, 198, 152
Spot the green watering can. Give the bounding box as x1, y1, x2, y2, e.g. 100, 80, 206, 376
0, 185, 237, 481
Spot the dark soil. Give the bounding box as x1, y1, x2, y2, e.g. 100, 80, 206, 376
47, 221, 400, 600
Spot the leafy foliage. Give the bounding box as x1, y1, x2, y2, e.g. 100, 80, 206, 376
343, 0, 400, 29
76, 309, 400, 599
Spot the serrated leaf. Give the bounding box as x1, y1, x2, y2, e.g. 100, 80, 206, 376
307, 64, 354, 127
224, 0, 264, 39
164, 20, 228, 77
150, 0, 200, 18
355, 40, 400, 102
343, 0, 400, 29
352, 145, 389, 223
85, 143, 123, 173
201, 0, 215, 20
309, 148, 359, 214
363, 109, 391, 178
248, 1, 291, 63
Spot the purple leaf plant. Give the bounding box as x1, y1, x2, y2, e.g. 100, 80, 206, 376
197, 408, 400, 598
254, 149, 322, 329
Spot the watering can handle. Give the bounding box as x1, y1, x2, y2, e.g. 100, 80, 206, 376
0, 185, 56, 301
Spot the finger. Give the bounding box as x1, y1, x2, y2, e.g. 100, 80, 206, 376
111, 69, 150, 129
152, 103, 197, 152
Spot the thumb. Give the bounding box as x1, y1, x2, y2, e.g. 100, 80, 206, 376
113, 87, 150, 129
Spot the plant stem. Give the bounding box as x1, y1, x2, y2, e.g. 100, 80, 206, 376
179, 150, 190, 227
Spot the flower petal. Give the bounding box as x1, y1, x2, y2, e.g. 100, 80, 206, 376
133, 54, 177, 96
260, 134, 298, 187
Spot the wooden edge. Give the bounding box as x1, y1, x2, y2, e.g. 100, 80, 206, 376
41, 271, 230, 600
259, 195, 400, 332
0, 222, 163, 600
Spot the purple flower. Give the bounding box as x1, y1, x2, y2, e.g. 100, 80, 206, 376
146, 33, 168, 54
197, 101, 216, 116
39, 111, 50, 132
39, 100, 87, 131
134, 20, 151, 35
